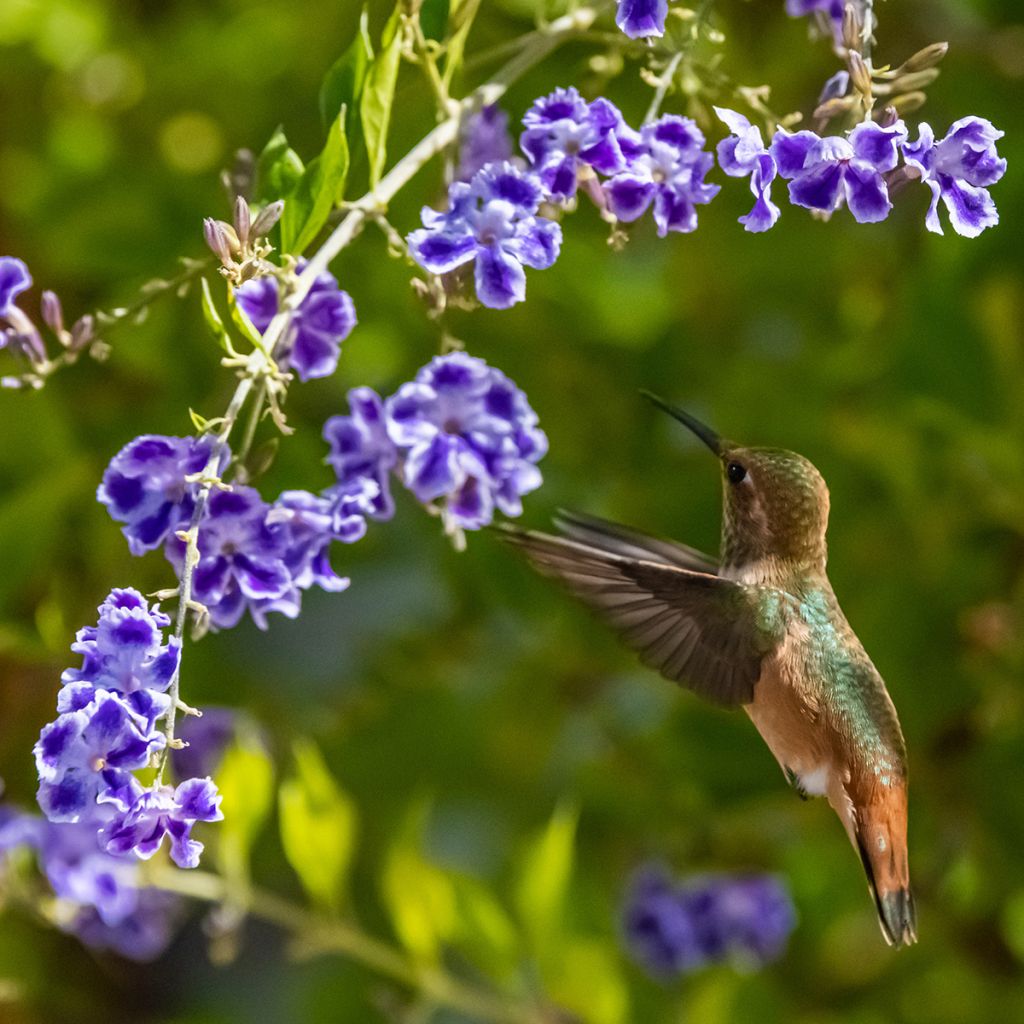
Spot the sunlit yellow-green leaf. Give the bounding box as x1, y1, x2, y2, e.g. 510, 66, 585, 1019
278, 738, 358, 913
359, 3, 403, 189
215, 733, 274, 886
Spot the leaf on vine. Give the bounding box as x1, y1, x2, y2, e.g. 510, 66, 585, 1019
199, 278, 237, 356
278, 738, 358, 913
442, 0, 481, 87
279, 109, 351, 256
255, 127, 306, 206
360, 3, 403, 190
320, 7, 373, 137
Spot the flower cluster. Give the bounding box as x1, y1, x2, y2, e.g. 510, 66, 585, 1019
33, 589, 223, 870
457, 104, 516, 182
717, 110, 1007, 236
623, 866, 797, 976
409, 90, 720, 307
324, 351, 547, 532
1, 797, 179, 960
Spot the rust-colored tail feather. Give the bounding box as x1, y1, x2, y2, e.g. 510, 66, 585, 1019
853, 802, 917, 947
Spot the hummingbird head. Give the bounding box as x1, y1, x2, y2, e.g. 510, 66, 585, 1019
642, 393, 830, 574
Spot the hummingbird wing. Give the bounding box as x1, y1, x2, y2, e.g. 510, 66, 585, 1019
498, 524, 790, 708
553, 508, 719, 574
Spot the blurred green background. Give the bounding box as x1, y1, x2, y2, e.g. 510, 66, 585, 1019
2, 0, 1024, 1021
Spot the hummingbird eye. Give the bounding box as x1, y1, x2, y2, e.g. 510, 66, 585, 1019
726, 461, 747, 484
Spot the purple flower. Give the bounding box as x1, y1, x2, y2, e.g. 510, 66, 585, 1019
458, 105, 515, 182
165, 486, 291, 631
715, 108, 781, 232
98, 434, 216, 555
101, 777, 223, 869
902, 117, 1007, 238
72, 886, 180, 961
323, 387, 398, 520
34, 690, 157, 823
623, 866, 796, 978
407, 162, 562, 310
385, 352, 547, 530
605, 116, 721, 236
771, 120, 907, 223
235, 263, 356, 382
250, 489, 353, 628
0, 256, 32, 316
520, 88, 630, 200
786, 0, 844, 19
59, 588, 179, 731
615, 0, 668, 39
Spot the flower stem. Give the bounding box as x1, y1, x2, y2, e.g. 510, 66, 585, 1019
146, 867, 552, 1024
156, 2, 599, 782
644, 52, 683, 123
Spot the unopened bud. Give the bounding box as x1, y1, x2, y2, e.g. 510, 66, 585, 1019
817, 69, 850, 105
251, 200, 284, 238
203, 218, 238, 261
70, 314, 95, 352
901, 41, 948, 73
813, 96, 856, 120
878, 105, 901, 128
890, 91, 928, 115
842, 3, 862, 52
40, 290, 64, 334
887, 68, 940, 93
233, 195, 251, 246
847, 52, 873, 96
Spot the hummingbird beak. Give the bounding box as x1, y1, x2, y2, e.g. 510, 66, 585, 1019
640, 391, 722, 455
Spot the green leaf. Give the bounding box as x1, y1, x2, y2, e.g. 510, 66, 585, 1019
380, 801, 456, 963
279, 109, 350, 255
255, 127, 306, 204
442, 0, 481, 87
199, 277, 237, 356
278, 739, 358, 913
450, 873, 520, 981
515, 800, 578, 961
319, 8, 373, 134
227, 287, 270, 354
215, 733, 274, 887
360, 3, 403, 189
548, 940, 630, 1024
419, 0, 450, 41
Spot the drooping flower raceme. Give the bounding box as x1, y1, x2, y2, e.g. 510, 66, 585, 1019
902, 117, 1007, 237
97, 434, 215, 554
235, 262, 356, 381
771, 119, 908, 223
714, 108, 781, 232
407, 162, 562, 309
384, 352, 548, 530
615, 0, 668, 39
33, 589, 222, 872
623, 866, 796, 977
604, 116, 721, 236
520, 88, 629, 201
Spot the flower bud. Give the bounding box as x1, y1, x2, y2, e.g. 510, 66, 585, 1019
817, 70, 850, 105
890, 91, 928, 115
40, 290, 64, 334
813, 96, 856, 121
842, 3, 862, 52
70, 314, 95, 352
251, 200, 285, 238
887, 68, 940, 93
233, 195, 251, 246
203, 218, 239, 261
901, 41, 948, 73
847, 52, 873, 97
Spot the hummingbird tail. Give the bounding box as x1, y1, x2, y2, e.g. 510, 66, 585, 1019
852, 797, 917, 948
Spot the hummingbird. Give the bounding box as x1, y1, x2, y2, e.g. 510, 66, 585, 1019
499, 393, 916, 947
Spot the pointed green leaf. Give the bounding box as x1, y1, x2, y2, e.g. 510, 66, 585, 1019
380, 801, 456, 963
199, 277, 237, 356
515, 800, 578, 960
442, 0, 481, 87
360, 3, 403, 189
278, 739, 358, 913
227, 287, 270, 354
255, 127, 305, 204
215, 733, 274, 886
450, 873, 520, 981
548, 940, 630, 1024
319, 7, 373, 134
280, 109, 350, 255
